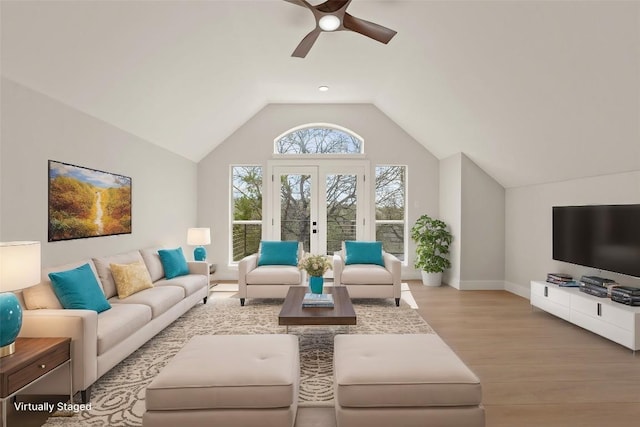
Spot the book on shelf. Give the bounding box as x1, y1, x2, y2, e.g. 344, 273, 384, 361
546, 273, 574, 286
302, 292, 334, 308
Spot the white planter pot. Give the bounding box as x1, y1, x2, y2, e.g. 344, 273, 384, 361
421, 271, 442, 287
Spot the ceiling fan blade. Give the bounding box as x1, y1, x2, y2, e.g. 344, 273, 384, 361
342, 13, 397, 44
316, 0, 352, 14
292, 28, 322, 58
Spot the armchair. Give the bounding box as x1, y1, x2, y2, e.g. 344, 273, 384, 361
333, 241, 401, 306
238, 241, 305, 306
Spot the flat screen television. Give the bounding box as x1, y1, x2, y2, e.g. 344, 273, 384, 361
552, 204, 640, 278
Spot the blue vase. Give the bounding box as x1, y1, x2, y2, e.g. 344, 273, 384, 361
0, 292, 22, 355
309, 276, 324, 294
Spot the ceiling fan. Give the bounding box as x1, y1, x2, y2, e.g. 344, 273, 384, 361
284, 0, 397, 58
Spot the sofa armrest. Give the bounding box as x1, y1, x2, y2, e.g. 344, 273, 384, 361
187, 261, 209, 277
238, 254, 259, 298
383, 252, 402, 298
20, 309, 98, 395
333, 253, 345, 285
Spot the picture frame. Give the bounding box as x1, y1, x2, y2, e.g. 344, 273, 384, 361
48, 160, 132, 242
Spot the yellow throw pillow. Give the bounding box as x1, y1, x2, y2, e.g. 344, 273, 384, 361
110, 261, 154, 299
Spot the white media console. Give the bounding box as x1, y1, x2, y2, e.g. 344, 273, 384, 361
530, 281, 640, 351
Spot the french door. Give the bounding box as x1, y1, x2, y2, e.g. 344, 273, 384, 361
266, 160, 370, 256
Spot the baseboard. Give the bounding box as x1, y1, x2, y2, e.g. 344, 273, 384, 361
458, 280, 505, 290
504, 281, 530, 299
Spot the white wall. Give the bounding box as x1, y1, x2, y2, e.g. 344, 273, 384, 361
440, 153, 505, 289
505, 171, 640, 298
460, 154, 505, 289
198, 103, 440, 280
439, 154, 462, 287
0, 78, 198, 267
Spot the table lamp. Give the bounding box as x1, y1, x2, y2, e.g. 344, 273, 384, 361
0, 241, 41, 357
187, 228, 211, 261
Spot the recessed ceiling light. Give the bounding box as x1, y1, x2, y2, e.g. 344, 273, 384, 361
318, 86, 329, 92
318, 15, 341, 32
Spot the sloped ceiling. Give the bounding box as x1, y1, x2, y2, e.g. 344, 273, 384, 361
2, 0, 638, 188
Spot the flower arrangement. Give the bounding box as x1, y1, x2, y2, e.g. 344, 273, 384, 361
298, 253, 332, 277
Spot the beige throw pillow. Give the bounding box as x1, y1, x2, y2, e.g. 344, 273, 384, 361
110, 261, 154, 299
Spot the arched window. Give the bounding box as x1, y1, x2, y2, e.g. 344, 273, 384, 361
275, 124, 363, 154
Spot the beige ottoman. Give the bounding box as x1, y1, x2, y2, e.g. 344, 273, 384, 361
143, 335, 299, 427
334, 334, 485, 427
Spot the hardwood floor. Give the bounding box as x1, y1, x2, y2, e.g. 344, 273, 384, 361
8, 283, 640, 426
407, 281, 640, 427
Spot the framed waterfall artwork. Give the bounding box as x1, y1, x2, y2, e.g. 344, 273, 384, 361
48, 160, 132, 242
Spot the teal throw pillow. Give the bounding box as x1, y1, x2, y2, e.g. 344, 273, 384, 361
258, 241, 299, 266
49, 263, 111, 313
158, 248, 190, 279
344, 241, 384, 266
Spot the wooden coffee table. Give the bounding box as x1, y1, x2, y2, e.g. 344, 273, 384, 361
279, 286, 357, 333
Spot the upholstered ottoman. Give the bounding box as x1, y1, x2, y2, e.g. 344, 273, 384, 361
143, 335, 299, 427
334, 334, 485, 427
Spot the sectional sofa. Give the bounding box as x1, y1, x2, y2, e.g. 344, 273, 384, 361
16, 247, 209, 402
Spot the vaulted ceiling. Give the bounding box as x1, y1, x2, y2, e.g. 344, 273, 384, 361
2, 0, 638, 188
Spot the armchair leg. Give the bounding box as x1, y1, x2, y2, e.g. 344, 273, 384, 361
203, 296, 208, 304
395, 298, 400, 307
240, 298, 245, 306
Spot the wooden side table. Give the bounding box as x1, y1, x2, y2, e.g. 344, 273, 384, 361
0, 337, 72, 427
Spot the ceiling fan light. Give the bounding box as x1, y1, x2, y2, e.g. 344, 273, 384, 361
319, 15, 340, 32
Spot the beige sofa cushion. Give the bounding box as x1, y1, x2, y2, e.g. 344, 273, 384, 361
108, 285, 184, 318
140, 247, 166, 282
93, 251, 145, 299
341, 264, 393, 285
246, 266, 301, 285
97, 303, 152, 355
334, 334, 482, 408
154, 274, 207, 296
23, 259, 100, 310
146, 335, 299, 411
110, 261, 154, 298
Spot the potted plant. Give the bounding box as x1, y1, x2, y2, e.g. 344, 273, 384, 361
410, 214, 453, 286
298, 254, 332, 294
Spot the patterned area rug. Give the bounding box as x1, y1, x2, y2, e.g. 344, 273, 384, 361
43, 295, 433, 426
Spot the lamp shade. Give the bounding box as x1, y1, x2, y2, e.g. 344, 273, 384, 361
0, 241, 41, 292
0, 241, 41, 357
187, 228, 211, 246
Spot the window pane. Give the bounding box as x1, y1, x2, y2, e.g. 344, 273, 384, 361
233, 166, 262, 221
232, 166, 262, 262
232, 223, 261, 261
375, 166, 406, 261
376, 224, 405, 261
326, 174, 357, 255
280, 174, 311, 252
375, 166, 405, 220
276, 127, 362, 154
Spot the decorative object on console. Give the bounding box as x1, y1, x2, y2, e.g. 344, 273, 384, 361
48, 160, 131, 242
410, 214, 453, 286
298, 253, 332, 294
0, 241, 41, 357
187, 227, 211, 261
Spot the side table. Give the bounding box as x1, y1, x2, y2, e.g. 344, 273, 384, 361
0, 337, 72, 427
208, 263, 217, 288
